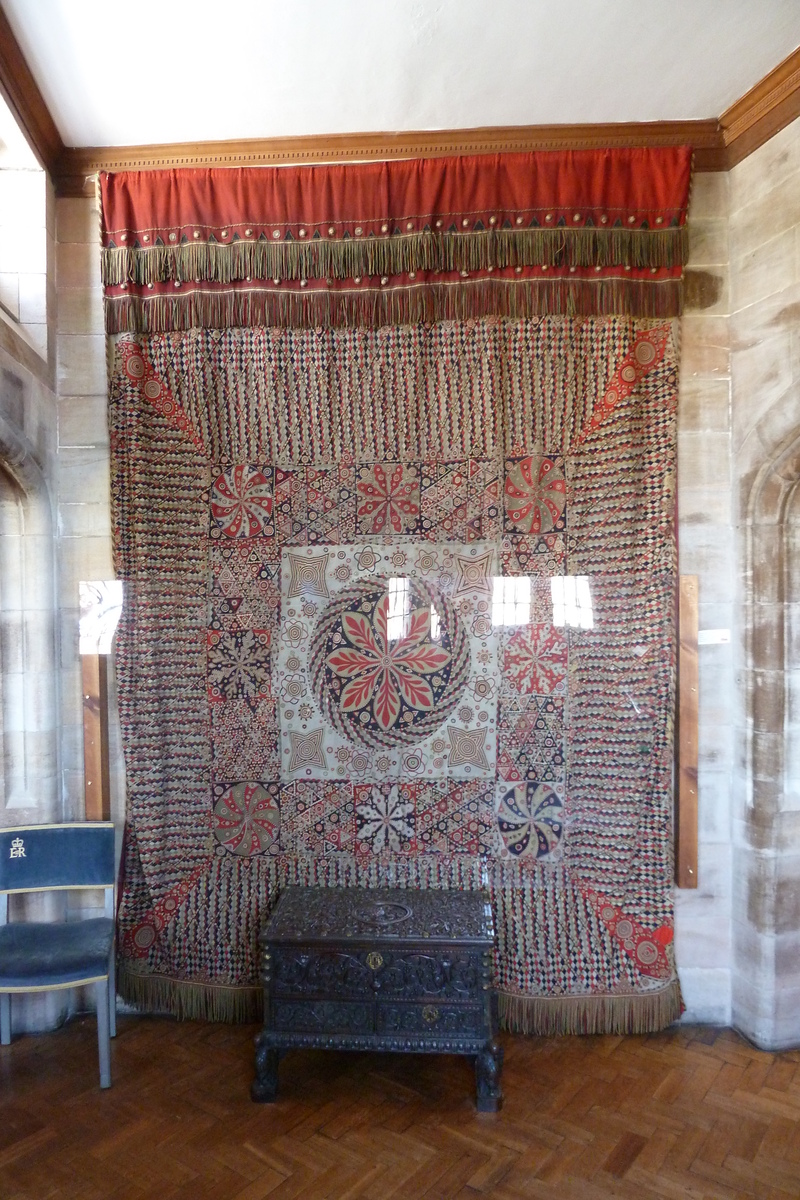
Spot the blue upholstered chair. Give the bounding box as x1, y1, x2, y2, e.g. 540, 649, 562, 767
0, 822, 117, 1088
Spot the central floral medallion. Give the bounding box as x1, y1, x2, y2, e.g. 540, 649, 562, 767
309, 579, 469, 749
276, 542, 499, 782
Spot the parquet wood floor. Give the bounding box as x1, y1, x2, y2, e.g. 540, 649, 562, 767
2, 1017, 800, 1199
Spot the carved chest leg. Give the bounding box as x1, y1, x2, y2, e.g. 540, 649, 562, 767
251, 1033, 280, 1103
475, 1037, 504, 1112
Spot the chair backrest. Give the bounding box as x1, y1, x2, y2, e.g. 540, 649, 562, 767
0, 823, 115, 894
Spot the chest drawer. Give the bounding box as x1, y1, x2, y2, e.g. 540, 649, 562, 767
272, 999, 373, 1035
271, 945, 484, 1003
375, 951, 483, 1001
376, 1002, 486, 1038
271, 948, 373, 999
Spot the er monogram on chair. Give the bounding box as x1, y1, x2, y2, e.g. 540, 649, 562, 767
0, 823, 117, 1089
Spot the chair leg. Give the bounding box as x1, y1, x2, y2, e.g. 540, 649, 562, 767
0, 993, 10, 1045
95, 979, 111, 1088
108, 949, 116, 1039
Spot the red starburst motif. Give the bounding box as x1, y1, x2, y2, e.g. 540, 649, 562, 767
504, 624, 568, 694
326, 595, 451, 731
212, 782, 280, 856
211, 465, 273, 538
357, 464, 419, 534
504, 456, 566, 534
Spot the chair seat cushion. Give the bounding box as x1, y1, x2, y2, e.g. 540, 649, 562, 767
0, 918, 114, 989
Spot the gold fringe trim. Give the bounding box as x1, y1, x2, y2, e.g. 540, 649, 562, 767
102, 226, 689, 287
118, 965, 681, 1033
498, 979, 683, 1036
105, 276, 683, 334
118, 964, 263, 1023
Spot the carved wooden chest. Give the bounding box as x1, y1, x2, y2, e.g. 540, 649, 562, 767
252, 886, 503, 1111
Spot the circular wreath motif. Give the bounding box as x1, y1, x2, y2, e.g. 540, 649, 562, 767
496, 782, 563, 858
636, 940, 659, 966
212, 782, 280, 856
308, 578, 469, 750
133, 924, 156, 950
634, 336, 658, 366
211, 465, 274, 538
504, 456, 567, 534
125, 353, 145, 380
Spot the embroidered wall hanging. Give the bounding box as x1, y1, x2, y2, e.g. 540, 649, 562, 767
102, 149, 691, 1033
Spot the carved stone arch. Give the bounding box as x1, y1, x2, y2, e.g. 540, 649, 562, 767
785, 479, 800, 812
744, 425, 800, 814
0, 407, 58, 820
734, 416, 800, 1049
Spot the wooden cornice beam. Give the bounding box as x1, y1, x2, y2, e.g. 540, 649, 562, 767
721, 44, 800, 167
54, 119, 725, 196
0, 4, 61, 176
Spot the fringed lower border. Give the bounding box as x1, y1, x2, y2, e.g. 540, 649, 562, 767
118, 964, 263, 1024
498, 978, 683, 1036
118, 964, 682, 1035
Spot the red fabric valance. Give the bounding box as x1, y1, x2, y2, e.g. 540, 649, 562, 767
99, 147, 693, 332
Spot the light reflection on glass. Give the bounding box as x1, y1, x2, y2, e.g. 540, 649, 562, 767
387, 578, 442, 641
551, 575, 593, 630
386, 577, 411, 642
491, 577, 531, 626
489, 575, 594, 629
79, 580, 123, 655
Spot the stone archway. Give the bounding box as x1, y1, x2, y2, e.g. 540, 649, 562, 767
785, 481, 800, 813
0, 407, 58, 821
734, 425, 800, 1048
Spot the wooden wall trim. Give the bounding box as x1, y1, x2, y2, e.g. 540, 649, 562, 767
675, 576, 699, 889
82, 654, 110, 822
721, 45, 800, 167
0, 6, 61, 176
54, 120, 725, 196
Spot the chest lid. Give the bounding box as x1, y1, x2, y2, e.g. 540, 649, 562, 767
263, 887, 494, 947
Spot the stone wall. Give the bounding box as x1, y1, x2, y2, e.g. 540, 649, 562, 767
728, 116, 800, 1048
55, 193, 120, 822
55, 193, 126, 1006
674, 171, 735, 1024
0, 174, 57, 822
0, 174, 63, 1033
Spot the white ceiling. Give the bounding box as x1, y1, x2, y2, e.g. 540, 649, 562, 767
4, 0, 800, 149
